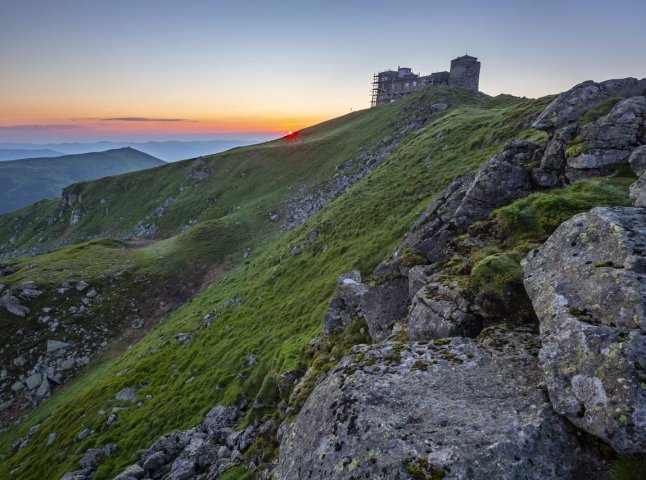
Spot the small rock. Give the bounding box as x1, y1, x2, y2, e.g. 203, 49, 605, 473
47, 339, 70, 353
115, 388, 137, 402
131, 318, 144, 329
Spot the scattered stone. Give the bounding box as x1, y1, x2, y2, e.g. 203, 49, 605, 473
76, 281, 89, 291
47, 339, 70, 352
47, 432, 57, 446
131, 318, 144, 329
115, 388, 137, 402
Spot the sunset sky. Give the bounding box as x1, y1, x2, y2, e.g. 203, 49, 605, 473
1, 0, 645, 143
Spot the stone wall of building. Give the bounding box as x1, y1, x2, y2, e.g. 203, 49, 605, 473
373, 55, 480, 106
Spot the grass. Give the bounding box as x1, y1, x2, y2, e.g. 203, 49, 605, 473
0, 88, 553, 479
491, 175, 634, 248
0, 87, 482, 259
0, 148, 164, 215
576, 97, 623, 126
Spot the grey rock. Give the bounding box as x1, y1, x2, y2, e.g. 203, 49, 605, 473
107, 414, 117, 426
566, 96, 646, 174
25, 373, 43, 390
203, 404, 241, 441
1, 294, 29, 317
47, 432, 57, 446
113, 463, 145, 480
630, 174, 646, 207
323, 271, 367, 336
533, 77, 646, 131
167, 457, 194, 480
13, 355, 26, 366
60, 468, 94, 480
0, 398, 15, 412
407, 275, 482, 340
275, 327, 604, 479
523, 207, 646, 454
397, 141, 541, 264
34, 377, 50, 400
115, 388, 137, 402
361, 277, 409, 341
47, 339, 70, 353
141, 450, 166, 470
290, 246, 302, 256
77, 428, 92, 441
76, 281, 89, 291
131, 318, 144, 329
629, 145, 646, 176
20, 288, 42, 299
85, 289, 98, 299
78, 448, 102, 468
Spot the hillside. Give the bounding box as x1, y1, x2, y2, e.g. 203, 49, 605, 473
0, 150, 64, 162
0, 148, 164, 214
0, 79, 645, 480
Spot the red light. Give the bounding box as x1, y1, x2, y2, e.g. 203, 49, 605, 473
285, 130, 298, 139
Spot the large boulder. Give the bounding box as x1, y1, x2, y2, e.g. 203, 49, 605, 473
523, 207, 646, 454
532, 78, 646, 132
407, 275, 482, 340
275, 327, 605, 479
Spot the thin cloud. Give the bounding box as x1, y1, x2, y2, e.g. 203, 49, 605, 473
0, 124, 83, 130
101, 117, 191, 122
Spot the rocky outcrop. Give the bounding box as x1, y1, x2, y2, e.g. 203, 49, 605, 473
108, 400, 268, 480
532, 79, 646, 186
532, 78, 646, 132
523, 207, 646, 454
397, 140, 542, 263
275, 327, 605, 479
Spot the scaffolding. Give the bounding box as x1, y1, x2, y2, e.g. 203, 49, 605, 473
370, 73, 381, 108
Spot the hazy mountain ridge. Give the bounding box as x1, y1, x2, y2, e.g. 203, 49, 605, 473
0, 150, 64, 161
0, 140, 268, 163
0, 148, 164, 214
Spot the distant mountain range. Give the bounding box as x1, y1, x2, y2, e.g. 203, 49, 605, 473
0, 139, 269, 162
0, 147, 164, 214
0, 149, 65, 161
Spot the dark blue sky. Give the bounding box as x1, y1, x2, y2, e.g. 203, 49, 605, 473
1, 0, 645, 141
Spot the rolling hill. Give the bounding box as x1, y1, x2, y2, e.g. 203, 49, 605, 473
0, 148, 164, 214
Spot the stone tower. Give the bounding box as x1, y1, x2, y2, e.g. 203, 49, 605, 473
449, 55, 481, 92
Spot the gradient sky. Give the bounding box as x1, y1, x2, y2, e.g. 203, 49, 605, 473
1, 0, 645, 143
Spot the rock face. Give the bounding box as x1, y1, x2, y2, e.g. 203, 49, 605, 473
532, 79, 646, 186
397, 140, 542, 264
532, 78, 646, 131
523, 207, 646, 454
408, 275, 482, 340
275, 327, 604, 479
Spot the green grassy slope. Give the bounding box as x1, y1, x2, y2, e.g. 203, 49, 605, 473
0, 88, 558, 479
0, 88, 483, 258
0, 148, 164, 214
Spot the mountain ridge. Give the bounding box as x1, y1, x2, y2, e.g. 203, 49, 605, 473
0, 148, 164, 215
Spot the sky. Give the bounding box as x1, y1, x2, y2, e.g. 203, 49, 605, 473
1, 0, 645, 143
